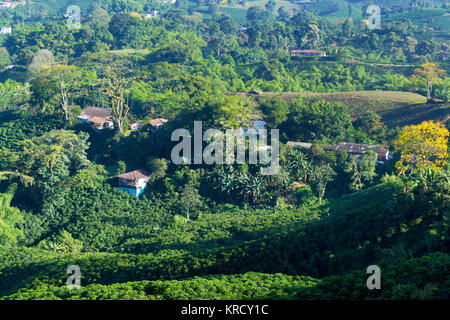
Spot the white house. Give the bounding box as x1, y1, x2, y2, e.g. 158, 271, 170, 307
0, 26, 12, 34
149, 118, 168, 131
77, 106, 114, 131
116, 170, 150, 197
144, 11, 159, 19
0, 2, 13, 9
129, 121, 139, 130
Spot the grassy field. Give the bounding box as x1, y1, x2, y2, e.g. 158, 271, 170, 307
245, 90, 449, 128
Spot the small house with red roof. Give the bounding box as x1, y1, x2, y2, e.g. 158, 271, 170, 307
149, 118, 168, 131
77, 106, 114, 132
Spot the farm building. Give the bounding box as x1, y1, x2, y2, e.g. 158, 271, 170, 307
324, 142, 390, 162
144, 11, 158, 18
129, 121, 139, 130
0, 26, 11, 34
87, 116, 108, 130
77, 107, 113, 131
77, 106, 112, 121
116, 170, 150, 197
290, 50, 327, 58
0, 2, 12, 8
149, 118, 168, 131
287, 141, 390, 163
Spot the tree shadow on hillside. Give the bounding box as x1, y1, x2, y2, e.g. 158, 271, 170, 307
382, 103, 449, 128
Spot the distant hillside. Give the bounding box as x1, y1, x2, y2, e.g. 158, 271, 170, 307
245, 91, 449, 128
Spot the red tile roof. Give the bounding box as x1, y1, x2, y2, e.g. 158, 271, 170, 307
116, 169, 150, 181
88, 116, 107, 125
149, 118, 168, 126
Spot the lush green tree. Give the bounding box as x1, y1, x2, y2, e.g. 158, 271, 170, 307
282, 98, 353, 143
354, 111, 387, 142
344, 151, 377, 191
147, 157, 168, 182
285, 148, 312, 183
411, 62, 446, 102
342, 18, 354, 38
33, 65, 83, 120
310, 163, 336, 203
0, 184, 24, 245
260, 98, 289, 128
206, 34, 239, 58
215, 15, 239, 35
178, 182, 202, 221
214, 95, 254, 129
246, 7, 271, 23
0, 48, 11, 70
116, 161, 127, 175
265, 0, 277, 13
208, 1, 218, 15
27, 49, 55, 78
96, 67, 134, 134
38, 230, 83, 253
0, 80, 24, 112
277, 7, 290, 22
0, 130, 91, 216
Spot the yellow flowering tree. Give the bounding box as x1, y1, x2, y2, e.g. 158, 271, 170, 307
130, 12, 143, 20
394, 121, 449, 177
412, 62, 446, 102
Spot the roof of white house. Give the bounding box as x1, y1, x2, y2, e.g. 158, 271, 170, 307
0, 26, 12, 34
327, 142, 388, 155
78, 106, 112, 119
149, 118, 168, 126
87, 116, 107, 125
116, 169, 150, 181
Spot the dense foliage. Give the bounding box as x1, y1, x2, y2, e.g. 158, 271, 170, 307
0, 0, 448, 300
